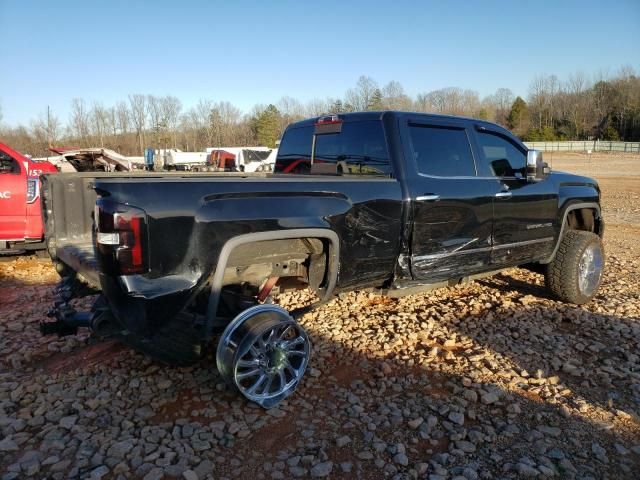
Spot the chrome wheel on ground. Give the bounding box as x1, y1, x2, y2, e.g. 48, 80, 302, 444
216, 305, 310, 408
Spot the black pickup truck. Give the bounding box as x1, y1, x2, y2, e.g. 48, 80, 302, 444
41, 111, 604, 407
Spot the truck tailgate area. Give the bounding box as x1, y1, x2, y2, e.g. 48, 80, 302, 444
42, 173, 101, 286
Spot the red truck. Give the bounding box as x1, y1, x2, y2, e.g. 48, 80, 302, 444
0, 142, 58, 254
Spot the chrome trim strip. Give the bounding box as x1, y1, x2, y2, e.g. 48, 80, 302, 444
493, 236, 554, 250
494, 191, 513, 198
413, 236, 554, 261
416, 194, 440, 202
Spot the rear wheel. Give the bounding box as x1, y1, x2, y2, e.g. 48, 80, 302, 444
545, 230, 604, 304
217, 305, 310, 408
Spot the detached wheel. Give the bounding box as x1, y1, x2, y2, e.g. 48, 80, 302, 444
545, 230, 604, 304
216, 305, 310, 408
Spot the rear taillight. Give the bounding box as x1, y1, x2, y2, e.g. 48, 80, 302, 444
96, 200, 148, 275
26, 178, 39, 203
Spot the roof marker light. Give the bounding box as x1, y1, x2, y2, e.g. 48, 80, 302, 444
315, 114, 342, 126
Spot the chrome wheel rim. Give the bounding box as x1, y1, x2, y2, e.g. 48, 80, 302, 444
578, 243, 603, 297
234, 321, 309, 406
216, 305, 310, 408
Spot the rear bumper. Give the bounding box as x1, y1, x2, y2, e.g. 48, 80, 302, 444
100, 274, 196, 335
0, 238, 45, 253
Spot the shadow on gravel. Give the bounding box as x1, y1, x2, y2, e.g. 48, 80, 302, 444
1, 265, 639, 479
214, 301, 640, 479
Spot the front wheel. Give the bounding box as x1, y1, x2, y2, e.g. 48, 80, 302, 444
544, 230, 604, 304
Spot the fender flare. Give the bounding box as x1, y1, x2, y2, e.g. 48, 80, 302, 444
205, 228, 340, 338
543, 202, 601, 264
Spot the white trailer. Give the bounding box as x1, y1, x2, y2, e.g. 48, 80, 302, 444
205, 147, 277, 172
160, 149, 209, 171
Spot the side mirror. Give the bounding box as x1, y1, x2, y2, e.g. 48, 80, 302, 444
526, 149, 549, 182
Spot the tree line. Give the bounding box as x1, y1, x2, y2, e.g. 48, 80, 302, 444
1, 66, 639, 157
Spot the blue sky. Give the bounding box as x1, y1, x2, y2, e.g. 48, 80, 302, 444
1, 0, 638, 126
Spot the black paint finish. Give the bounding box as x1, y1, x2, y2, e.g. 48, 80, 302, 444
43, 111, 602, 335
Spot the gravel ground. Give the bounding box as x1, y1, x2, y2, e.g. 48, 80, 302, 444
1, 155, 639, 480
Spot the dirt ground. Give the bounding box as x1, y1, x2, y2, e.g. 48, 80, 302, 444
0, 153, 639, 480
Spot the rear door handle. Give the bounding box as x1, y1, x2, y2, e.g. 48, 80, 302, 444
416, 194, 440, 202
495, 191, 512, 199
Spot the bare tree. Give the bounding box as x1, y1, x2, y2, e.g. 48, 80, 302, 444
69, 98, 90, 145
115, 101, 130, 134
382, 81, 412, 110
160, 96, 182, 148
128, 94, 147, 154
31, 108, 61, 152
414, 93, 431, 112
91, 102, 109, 147
490, 88, 514, 125
528, 75, 547, 129
304, 98, 330, 117
196, 98, 214, 148
276, 96, 304, 135
565, 72, 589, 138
4, 65, 640, 157
345, 75, 378, 111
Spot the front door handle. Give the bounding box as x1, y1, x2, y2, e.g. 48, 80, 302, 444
495, 191, 512, 199
416, 194, 440, 202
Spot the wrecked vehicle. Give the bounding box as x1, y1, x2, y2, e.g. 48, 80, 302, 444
48, 147, 145, 172
40, 111, 604, 407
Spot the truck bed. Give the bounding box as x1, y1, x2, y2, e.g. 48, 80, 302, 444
41, 172, 261, 282
41, 171, 397, 289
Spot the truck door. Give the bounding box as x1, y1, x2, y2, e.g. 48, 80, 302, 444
471, 126, 558, 265
0, 150, 27, 240
401, 117, 497, 282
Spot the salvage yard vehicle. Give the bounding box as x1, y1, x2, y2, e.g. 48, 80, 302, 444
0, 142, 58, 254
40, 111, 604, 407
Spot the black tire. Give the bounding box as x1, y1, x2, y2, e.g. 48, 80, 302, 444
544, 230, 604, 304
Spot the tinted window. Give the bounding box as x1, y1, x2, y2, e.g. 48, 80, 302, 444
408, 124, 476, 177
275, 120, 391, 176
0, 152, 20, 174
477, 131, 526, 178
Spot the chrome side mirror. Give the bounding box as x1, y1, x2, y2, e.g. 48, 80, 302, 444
527, 149, 549, 182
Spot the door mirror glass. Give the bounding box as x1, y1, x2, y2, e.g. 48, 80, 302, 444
526, 150, 549, 182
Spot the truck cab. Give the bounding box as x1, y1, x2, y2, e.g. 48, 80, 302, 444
0, 142, 58, 253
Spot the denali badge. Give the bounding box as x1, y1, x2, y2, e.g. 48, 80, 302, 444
526, 222, 552, 230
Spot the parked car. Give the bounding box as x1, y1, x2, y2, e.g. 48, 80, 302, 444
40, 111, 604, 407
0, 142, 58, 254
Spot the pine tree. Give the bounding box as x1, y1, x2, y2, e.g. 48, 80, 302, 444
254, 104, 281, 148
507, 97, 529, 136
368, 89, 384, 110
330, 100, 344, 113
